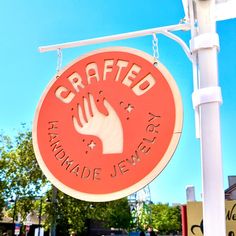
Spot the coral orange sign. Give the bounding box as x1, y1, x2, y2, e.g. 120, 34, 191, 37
33, 47, 183, 201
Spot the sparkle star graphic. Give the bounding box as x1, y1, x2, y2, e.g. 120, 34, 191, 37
125, 104, 134, 113
88, 141, 96, 150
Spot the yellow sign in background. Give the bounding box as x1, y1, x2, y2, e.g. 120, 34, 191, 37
187, 201, 236, 236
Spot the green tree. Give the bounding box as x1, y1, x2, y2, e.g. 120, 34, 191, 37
150, 203, 181, 234
0, 129, 48, 198
103, 198, 132, 230
0, 128, 49, 224
55, 191, 88, 234
45, 189, 132, 235
0, 133, 13, 220
0, 180, 5, 220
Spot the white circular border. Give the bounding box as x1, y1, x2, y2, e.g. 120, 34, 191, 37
32, 47, 183, 202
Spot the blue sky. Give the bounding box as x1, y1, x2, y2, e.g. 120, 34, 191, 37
0, 0, 236, 204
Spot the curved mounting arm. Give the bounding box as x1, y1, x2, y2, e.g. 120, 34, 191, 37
160, 30, 192, 62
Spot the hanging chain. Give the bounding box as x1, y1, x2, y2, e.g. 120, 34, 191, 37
152, 33, 159, 66
56, 48, 63, 74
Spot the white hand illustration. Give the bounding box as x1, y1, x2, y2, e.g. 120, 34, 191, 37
72, 94, 123, 154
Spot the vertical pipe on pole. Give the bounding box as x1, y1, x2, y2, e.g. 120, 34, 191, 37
195, 0, 226, 235
188, 0, 201, 138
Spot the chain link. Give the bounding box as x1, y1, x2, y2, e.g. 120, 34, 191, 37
152, 33, 159, 66
56, 48, 63, 73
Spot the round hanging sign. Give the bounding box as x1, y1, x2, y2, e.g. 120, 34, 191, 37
33, 47, 183, 201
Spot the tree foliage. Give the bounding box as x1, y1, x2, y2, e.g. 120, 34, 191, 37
44, 189, 132, 235
102, 198, 132, 229
0, 128, 48, 199
0, 177, 5, 220
150, 203, 181, 234
0, 128, 49, 222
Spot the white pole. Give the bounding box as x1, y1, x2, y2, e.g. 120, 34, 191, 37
195, 0, 226, 235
